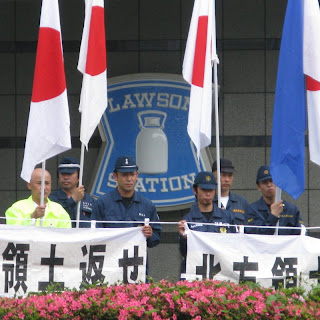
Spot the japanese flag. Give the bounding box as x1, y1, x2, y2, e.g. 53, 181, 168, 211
183, 0, 217, 157
78, 0, 107, 149
304, 0, 320, 165
21, 0, 71, 182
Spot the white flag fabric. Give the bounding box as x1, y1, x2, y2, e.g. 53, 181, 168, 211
21, 0, 71, 182
304, 0, 320, 165
183, 0, 216, 158
78, 0, 107, 149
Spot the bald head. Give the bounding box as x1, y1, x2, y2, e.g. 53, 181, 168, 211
27, 168, 52, 204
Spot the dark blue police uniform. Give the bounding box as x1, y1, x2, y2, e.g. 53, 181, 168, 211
179, 201, 236, 276
245, 197, 304, 235
91, 188, 161, 248
214, 192, 249, 225
49, 188, 95, 228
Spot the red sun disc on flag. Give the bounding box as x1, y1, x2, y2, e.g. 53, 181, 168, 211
86, 6, 107, 76
192, 16, 208, 88
31, 27, 66, 103
306, 75, 320, 91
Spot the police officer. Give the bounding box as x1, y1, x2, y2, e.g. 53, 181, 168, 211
91, 156, 161, 248
245, 165, 304, 235
49, 157, 95, 228
178, 171, 236, 278
212, 158, 249, 225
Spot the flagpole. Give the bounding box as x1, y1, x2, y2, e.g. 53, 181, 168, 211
213, 60, 221, 208
40, 161, 46, 227
211, 0, 221, 208
274, 186, 282, 235
76, 142, 85, 228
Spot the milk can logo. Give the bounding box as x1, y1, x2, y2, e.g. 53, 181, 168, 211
136, 110, 168, 174
91, 73, 211, 210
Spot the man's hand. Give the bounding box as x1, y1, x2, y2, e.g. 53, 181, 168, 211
71, 185, 85, 203
30, 205, 46, 219
270, 200, 284, 218
142, 225, 153, 239
178, 220, 187, 238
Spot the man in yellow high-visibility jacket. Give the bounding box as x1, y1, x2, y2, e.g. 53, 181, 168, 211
5, 168, 71, 228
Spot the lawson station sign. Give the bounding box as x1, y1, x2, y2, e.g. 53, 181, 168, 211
91, 73, 211, 210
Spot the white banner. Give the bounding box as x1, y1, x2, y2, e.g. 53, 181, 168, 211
0, 225, 146, 297
186, 230, 320, 290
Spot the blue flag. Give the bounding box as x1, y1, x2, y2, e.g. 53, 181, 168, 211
270, 0, 306, 200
